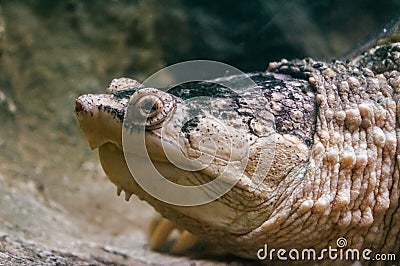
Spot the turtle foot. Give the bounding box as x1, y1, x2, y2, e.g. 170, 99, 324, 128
149, 215, 198, 254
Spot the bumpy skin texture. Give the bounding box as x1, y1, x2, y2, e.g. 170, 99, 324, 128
266, 51, 400, 259
75, 40, 400, 263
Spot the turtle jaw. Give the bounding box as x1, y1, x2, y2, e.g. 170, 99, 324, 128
75, 94, 124, 150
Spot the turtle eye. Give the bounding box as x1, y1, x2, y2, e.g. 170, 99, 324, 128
127, 88, 176, 129
136, 95, 163, 118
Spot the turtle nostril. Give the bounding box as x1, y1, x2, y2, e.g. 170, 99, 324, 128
75, 100, 85, 113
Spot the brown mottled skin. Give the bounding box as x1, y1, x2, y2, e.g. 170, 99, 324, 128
75, 37, 400, 264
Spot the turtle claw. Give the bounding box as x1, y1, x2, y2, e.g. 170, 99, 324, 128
149, 217, 176, 250
170, 230, 198, 254
149, 216, 198, 254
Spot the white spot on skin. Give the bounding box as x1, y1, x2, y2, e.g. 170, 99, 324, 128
375, 191, 390, 213
335, 111, 346, 122
332, 132, 343, 144
308, 76, 316, 85
384, 133, 396, 151
319, 130, 330, 141
290, 110, 303, 122
359, 207, 374, 227
325, 109, 334, 120
372, 126, 386, 147
340, 81, 349, 92
313, 195, 330, 213
358, 103, 374, 128
338, 211, 352, 227
355, 152, 368, 168
312, 142, 325, 158
267, 61, 279, 70
345, 108, 362, 129
298, 199, 314, 214
304, 103, 313, 111
322, 68, 336, 78
327, 146, 339, 164
271, 102, 283, 113
368, 78, 380, 90
340, 146, 356, 168
348, 77, 360, 89
271, 92, 284, 102
316, 94, 325, 105
334, 190, 350, 209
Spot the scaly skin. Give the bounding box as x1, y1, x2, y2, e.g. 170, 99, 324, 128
75, 40, 400, 264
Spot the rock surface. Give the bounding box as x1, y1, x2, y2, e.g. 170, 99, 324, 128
0, 1, 399, 265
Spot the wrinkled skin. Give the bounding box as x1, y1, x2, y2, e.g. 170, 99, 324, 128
75, 39, 400, 263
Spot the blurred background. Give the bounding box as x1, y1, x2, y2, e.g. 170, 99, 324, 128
0, 1, 399, 264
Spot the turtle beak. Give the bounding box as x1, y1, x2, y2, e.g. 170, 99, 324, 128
74, 99, 86, 113
75, 94, 123, 150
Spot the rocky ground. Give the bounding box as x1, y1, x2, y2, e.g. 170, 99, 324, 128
0, 1, 399, 265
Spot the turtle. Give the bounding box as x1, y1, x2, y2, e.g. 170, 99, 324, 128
75, 29, 400, 264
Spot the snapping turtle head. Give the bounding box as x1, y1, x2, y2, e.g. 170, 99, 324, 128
75, 76, 312, 237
